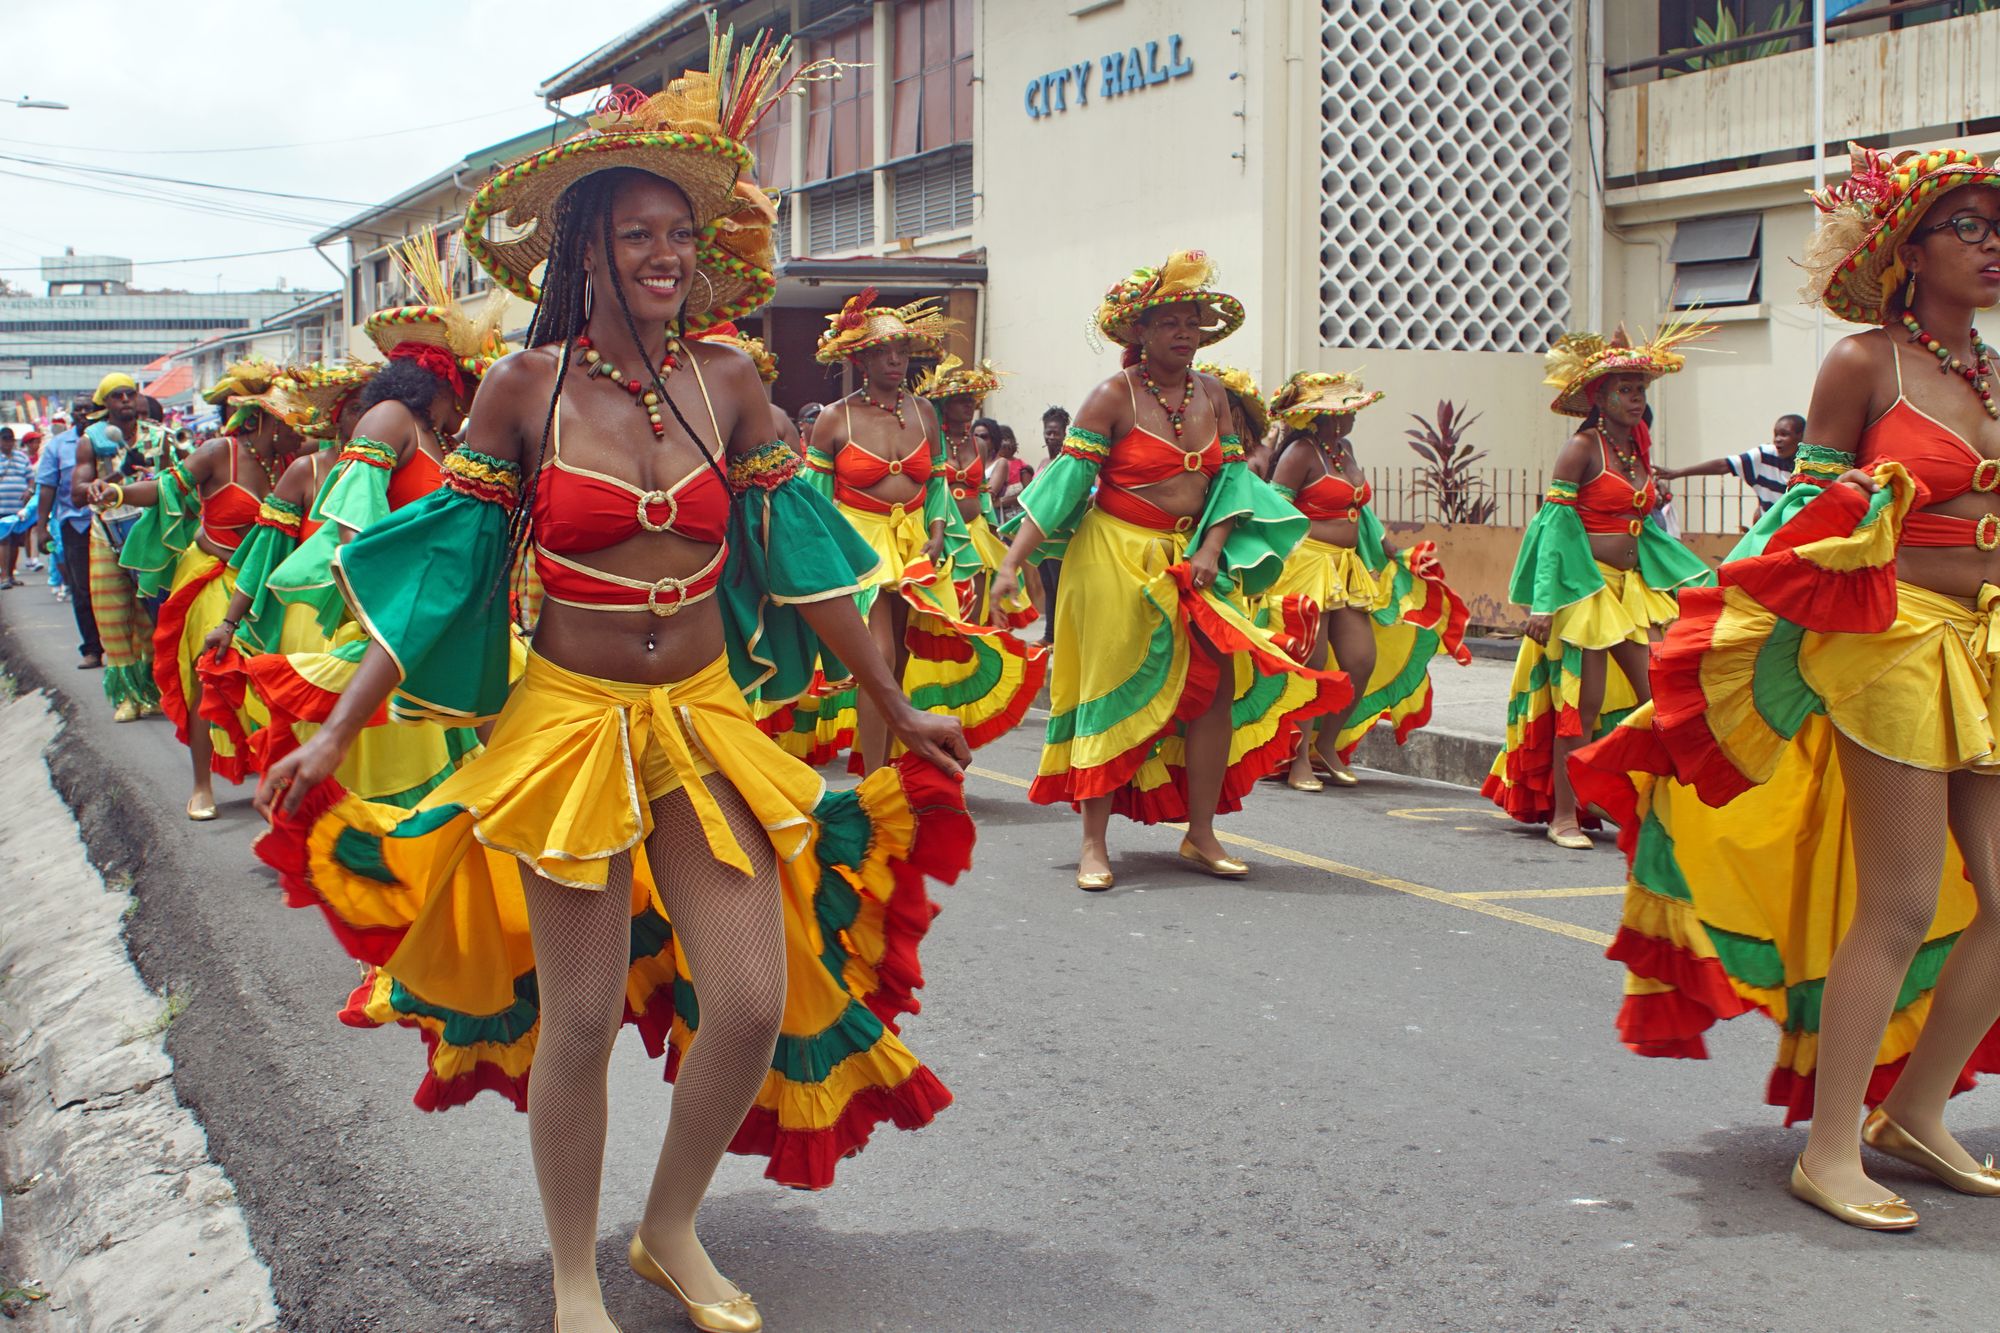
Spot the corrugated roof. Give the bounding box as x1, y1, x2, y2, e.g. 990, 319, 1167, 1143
539, 2, 704, 100
142, 363, 193, 401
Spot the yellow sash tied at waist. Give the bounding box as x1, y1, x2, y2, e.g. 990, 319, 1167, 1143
458, 650, 823, 888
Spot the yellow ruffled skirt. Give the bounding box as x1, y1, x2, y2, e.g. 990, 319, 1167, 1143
256, 650, 974, 1187
154, 545, 265, 781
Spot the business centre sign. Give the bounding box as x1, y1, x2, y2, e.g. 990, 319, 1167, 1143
1024, 34, 1193, 120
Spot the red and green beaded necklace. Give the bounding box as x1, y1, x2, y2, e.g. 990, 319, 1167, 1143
576, 333, 681, 438
1900, 312, 1998, 421
1137, 357, 1195, 439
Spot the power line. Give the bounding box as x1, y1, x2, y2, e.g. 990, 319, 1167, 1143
0, 244, 326, 273
0, 167, 345, 231
0, 152, 379, 208
0, 105, 544, 157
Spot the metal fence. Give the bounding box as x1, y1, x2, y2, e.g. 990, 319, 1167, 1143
1363, 466, 1767, 536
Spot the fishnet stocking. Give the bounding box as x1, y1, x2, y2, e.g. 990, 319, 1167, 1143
1800, 734, 1953, 1204
636, 776, 787, 1306
1878, 769, 2000, 1172
520, 855, 637, 1333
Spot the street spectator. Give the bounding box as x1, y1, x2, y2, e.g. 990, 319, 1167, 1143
795, 400, 824, 441
34, 397, 104, 666
1655, 413, 1802, 515
0, 428, 33, 588
19, 428, 46, 571
986, 422, 1026, 523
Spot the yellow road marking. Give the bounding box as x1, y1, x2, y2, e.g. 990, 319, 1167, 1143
1459, 887, 1627, 901
964, 767, 1615, 947
1387, 805, 1508, 823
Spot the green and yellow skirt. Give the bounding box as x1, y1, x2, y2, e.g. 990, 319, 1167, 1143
1483, 560, 1670, 826
1571, 469, 2000, 1122
1263, 538, 1474, 763
89, 518, 158, 711
256, 650, 975, 1188
752, 669, 858, 768
1031, 507, 1348, 822
838, 499, 1046, 756
154, 545, 264, 781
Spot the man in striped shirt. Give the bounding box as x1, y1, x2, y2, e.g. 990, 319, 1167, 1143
1656, 413, 1802, 514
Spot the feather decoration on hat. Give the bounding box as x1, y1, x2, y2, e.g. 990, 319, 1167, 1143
389, 227, 507, 358
1542, 332, 1612, 391
835, 286, 880, 332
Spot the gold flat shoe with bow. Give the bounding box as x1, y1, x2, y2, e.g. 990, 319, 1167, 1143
1286, 773, 1325, 792
1075, 869, 1115, 892
1788, 1156, 1918, 1230
1178, 838, 1249, 879
186, 796, 218, 822
1864, 1109, 2000, 1196
629, 1234, 762, 1333
1546, 825, 1592, 850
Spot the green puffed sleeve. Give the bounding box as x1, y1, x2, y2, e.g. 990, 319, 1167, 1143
1191, 454, 1309, 598
1507, 482, 1605, 614
227, 494, 304, 653
266, 438, 396, 635
1005, 427, 1107, 561
1354, 505, 1391, 576
1635, 518, 1716, 592
920, 427, 971, 556
721, 443, 883, 701
1725, 444, 1853, 561
118, 457, 202, 597
804, 445, 838, 502
329, 450, 520, 725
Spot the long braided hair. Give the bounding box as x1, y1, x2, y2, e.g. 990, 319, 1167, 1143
502, 166, 734, 574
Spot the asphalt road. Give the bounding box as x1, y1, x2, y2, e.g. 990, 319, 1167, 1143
3, 580, 1998, 1333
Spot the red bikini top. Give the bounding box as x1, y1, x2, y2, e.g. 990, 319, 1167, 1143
939, 447, 985, 498
531, 394, 730, 613
386, 447, 445, 511
1860, 354, 2000, 548
198, 447, 264, 551
1577, 432, 1655, 535
1293, 469, 1371, 522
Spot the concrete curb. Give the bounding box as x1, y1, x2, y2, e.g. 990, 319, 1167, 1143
1350, 722, 1497, 790
0, 689, 279, 1331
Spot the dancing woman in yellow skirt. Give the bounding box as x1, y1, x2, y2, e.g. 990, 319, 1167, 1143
256, 43, 974, 1331
1573, 143, 2000, 1231
993, 251, 1348, 890
106, 359, 303, 819
1482, 324, 1713, 848
807, 294, 1042, 771
1264, 371, 1472, 790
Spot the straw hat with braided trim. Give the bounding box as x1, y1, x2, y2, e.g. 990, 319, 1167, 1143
362, 228, 510, 379
689, 320, 778, 383
1095, 251, 1244, 350
815, 288, 958, 363
1543, 315, 1713, 417
463, 25, 821, 325
1196, 363, 1270, 437
1801, 142, 2000, 325
1268, 371, 1383, 428
913, 352, 1003, 403
266, 361, 378, 441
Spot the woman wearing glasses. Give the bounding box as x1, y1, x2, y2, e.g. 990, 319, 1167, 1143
1576, 144, 2000, 1230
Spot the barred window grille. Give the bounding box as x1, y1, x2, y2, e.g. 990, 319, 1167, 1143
891, 147, 974, 239
806, 177, 875, 254
1318, 0, 1574, 353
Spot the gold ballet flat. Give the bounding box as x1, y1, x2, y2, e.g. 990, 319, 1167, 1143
186, 796, 218, 822
1546, 826, 1592, 850
1286, 774, 1325, 793
1328, 769, 1361, 788
629, 1234, 762, 1333
1788, 1156, 1918, 1231
1864, 1109, 2000, 1196
1178, 838, 1249, 879
112, 699, 139, 723
1076, 869, 1115, 892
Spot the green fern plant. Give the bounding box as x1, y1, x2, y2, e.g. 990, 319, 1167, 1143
1683, 1, 1807, 71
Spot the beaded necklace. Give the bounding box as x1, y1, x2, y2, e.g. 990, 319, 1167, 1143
1138, 361, 1196, 440
1600, 422, 1643, 478
247, 440, 281, 490
1900, 312, 1999, 420
859, 386, 907, 428
576, 333, 681, 439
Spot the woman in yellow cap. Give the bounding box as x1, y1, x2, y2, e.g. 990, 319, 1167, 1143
1573, 143, 2000, 1231
993, 252, 1347, 890
254, 34, 973, 1332
808, 294, 1041, 770
1264, 371, 1473, 789
1482, 321, 1713, 848
74, 371, 171, 720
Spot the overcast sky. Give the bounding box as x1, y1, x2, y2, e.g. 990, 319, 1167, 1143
0, 0, 669, 295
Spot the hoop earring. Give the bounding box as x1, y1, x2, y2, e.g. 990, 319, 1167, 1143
693, 270, 716, 313
1905, 270, 1918, 307
584, 280, 595, 321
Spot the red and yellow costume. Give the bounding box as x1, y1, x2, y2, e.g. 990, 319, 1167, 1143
1261, 371, 1472, 763
1573, 143, 2000, 1119
1483, 325, 1714, 825
1008, 255, 1349, 821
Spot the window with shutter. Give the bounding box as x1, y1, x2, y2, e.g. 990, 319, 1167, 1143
891, 146, 974, 239
806, 177, 875, 255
